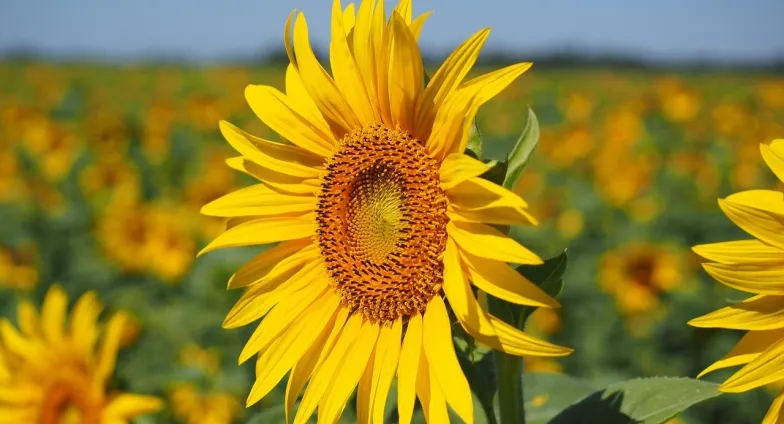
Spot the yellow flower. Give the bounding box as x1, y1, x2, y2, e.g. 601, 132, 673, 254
169, 383, 241, 424
657, 76, 701, 124
0, 285, 163, 423
0, 243, 39, 291
200, 1, 572, 422
689, 139, 784, 424
97, 198, 194, 282
179, 343, 221, 376
599, 243, 685, 316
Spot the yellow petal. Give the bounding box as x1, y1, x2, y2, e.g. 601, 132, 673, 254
0, 319, 48, 363
415, 29, 490, 141
244, 85, 336, 157
293, 12, 360, 138
721, 335, 784, 393
689, 295, 784, 330
762, 389, 784, 424
447, 176, 529, 210
415, 349, 449, 423
351, 0, 380, 121
285, 307, 351, 423
461, 250, 559, 308
446, 177, 538, 225
330, 0, 374, 125
397, 313, 422, 424
222, 261, 325, 329
409, 11, 432, 41
228, 239, 315, 289
246, 292, 340, 406
233, 159, 321, 196
0, 384, 42, 404
761, 139, 784, 184
70, 291, 102, 358
439, 153, 493, 190
449, 206, 537, 227
198, 213, 317, 256
240, 285, 328, 364
693, 239, 784, 266
428, 62, 532, 160
201, 183, 316, 218
342, 3, 356, 35
294, 312, 364, 424
103, 394, 163, 420
703, 262, 784, 295
219, 120, 324, 178
448, 220, 543, 265
284, 10, 297, 67
423, 295, 474, 424
319, 321, 380, 424
394, 0, 412, 23
358, 318, 402, 424
41, 285, 68, 346
697, 329, 784, 378
97, 312, 128, 383
357, 352, 375, 424
16, 301, 40, 338
387, 12, 423, 133
720, 191, 784, 250
442, 241, 571, 357
371, 319, 402, 423
285, 64, 330, 132
372, 0, 393, 124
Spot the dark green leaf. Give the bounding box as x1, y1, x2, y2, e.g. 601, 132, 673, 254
524, 373, 597, 424
495, 249, 568, 329
549, 377, 722, 424
502, 107, 540, 191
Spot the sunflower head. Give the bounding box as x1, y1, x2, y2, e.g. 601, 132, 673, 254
0, 285, 162, 423
599, 242, 684, 316
200, 1, 572, 422
689, 139, 784, 424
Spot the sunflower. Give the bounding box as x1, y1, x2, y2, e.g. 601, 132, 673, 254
200, 0, 572, 422
689, 139, 784, 424
0, 285, 162, 423
599, 242, 685, 317
169, 383, 241, 424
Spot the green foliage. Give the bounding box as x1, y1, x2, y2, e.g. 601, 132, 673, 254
503, 107, 540, 191
549, 377, 722, 424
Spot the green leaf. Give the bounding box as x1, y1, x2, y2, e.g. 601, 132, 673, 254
502, 107, 540, 191
524, 373, 598, 424
549, 377, 723, 424
466, 120, 484, 159
516, 249, 568, 303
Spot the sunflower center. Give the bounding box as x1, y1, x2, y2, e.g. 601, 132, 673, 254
316, 124, 449, 323
40, 370, 102, 424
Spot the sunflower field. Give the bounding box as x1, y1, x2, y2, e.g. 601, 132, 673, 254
1, 54, 784, 424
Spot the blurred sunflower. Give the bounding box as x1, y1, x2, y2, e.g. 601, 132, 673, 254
0, 285, 162, 423
200, 0, 572, 422
689, 139, 784, 424
169, 383, 241, 424
599, 242, 685, 317
98, 198, 194, 282
0, 243, 39, 291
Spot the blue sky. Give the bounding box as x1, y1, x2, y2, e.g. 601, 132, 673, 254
2, 0, 783, 63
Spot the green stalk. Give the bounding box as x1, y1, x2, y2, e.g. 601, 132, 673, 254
489, 310, 526, 424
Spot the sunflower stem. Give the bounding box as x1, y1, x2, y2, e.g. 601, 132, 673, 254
493, 336, 527, 424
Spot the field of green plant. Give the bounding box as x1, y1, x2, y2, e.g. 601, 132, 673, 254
1, 60, 783, 423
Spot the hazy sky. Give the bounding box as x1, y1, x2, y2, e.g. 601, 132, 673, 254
2, 0, 783, 63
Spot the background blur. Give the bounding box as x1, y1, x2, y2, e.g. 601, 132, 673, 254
2, 1, 784, 423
